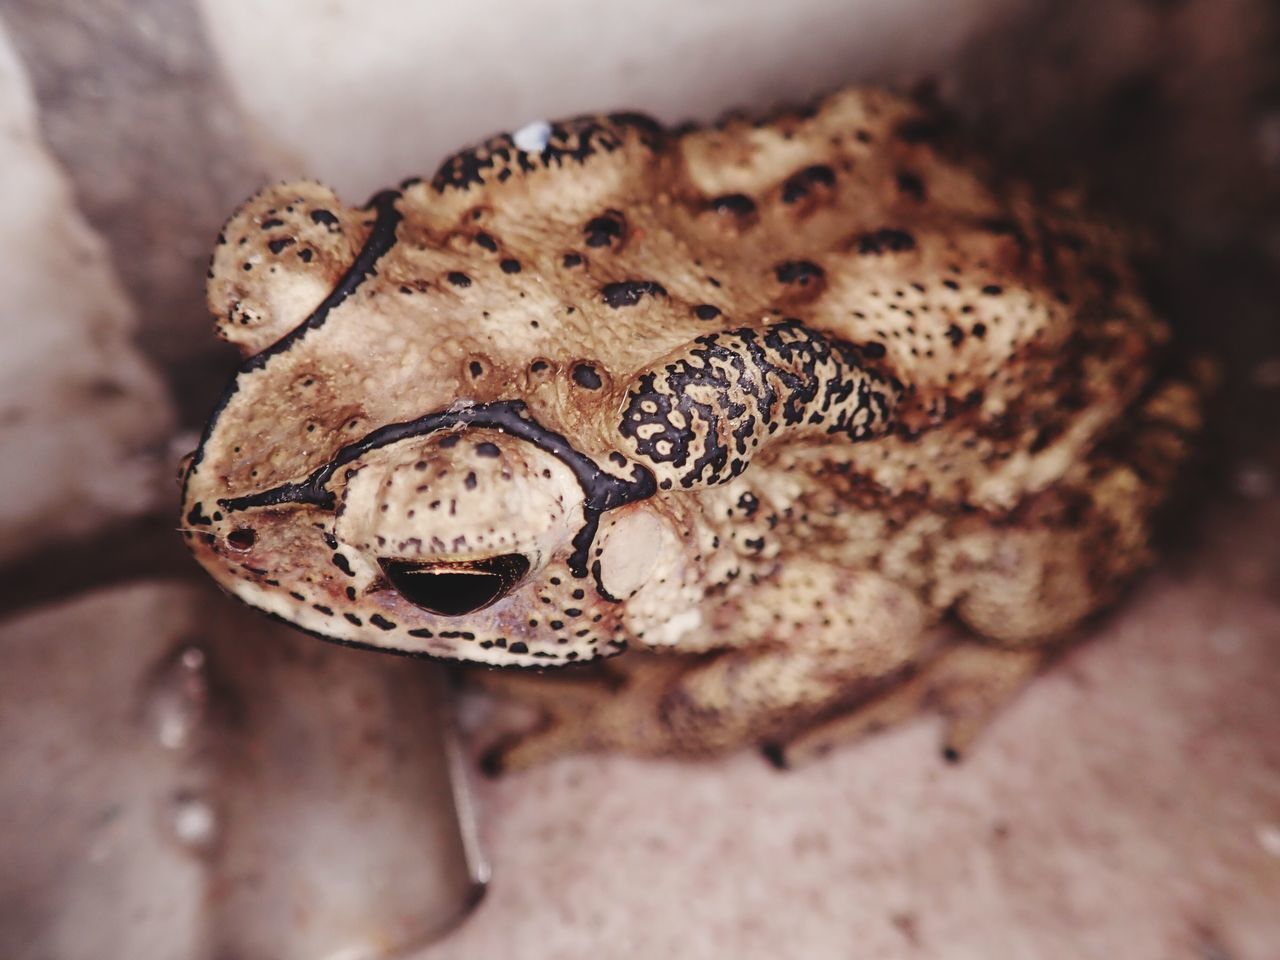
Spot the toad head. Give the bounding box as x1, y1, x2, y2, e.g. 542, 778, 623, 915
181, 111, 897, 666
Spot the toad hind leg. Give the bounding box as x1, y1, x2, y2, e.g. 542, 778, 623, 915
636, 566, 932, 757
771, 642, 1046, 768
777, 367, 1206, 768
470, 655, 693, 774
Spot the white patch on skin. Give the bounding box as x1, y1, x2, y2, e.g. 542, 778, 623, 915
513, 120, 552, 154
651, 607, 702, 647
597, 510, 665, 598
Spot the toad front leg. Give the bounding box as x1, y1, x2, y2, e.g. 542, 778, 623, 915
475, 563, 933, 771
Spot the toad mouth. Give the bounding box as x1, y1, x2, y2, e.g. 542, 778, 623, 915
379, 553, 531, 617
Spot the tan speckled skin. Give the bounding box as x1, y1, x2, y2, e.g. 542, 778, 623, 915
182, 89, 1203, 763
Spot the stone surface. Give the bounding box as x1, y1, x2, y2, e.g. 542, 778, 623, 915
0, 582, 482, 960
197, 0, 1024, 199
0, 0, 266, 425
0, 21, 171, 563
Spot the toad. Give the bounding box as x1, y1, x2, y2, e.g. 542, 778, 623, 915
181, 88, 1204, 769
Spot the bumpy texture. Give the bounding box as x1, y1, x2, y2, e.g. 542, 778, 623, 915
181, 88, 1204, 766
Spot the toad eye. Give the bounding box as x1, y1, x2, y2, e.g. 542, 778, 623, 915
379, 553, 530, 616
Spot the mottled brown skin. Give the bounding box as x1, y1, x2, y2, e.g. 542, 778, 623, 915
181, 88, 1203, 768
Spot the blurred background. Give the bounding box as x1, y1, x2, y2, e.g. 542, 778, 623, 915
0, 1, 1277, 957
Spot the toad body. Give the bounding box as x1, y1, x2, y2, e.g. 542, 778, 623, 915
182, 88, 1204, 768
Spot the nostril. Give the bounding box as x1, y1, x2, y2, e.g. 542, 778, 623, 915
226, 527, 257, 551
380, 553, 530, 617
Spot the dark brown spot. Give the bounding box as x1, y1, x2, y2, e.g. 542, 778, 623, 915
602, 280, 667, 308
709, 193, 756, 216
897, 115, 948, 143
774, 261, 824, 285
856, 229, 917, 255
781, 164, 835, 203
226, 528, 256, 550
583, 210, 626, 248
979, 218, 1020, 237
896, 170, 926, 201
572, 363, 603, 389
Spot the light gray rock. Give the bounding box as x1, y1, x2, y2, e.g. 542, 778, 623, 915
0, 23, 171, 564
0, 582, 483, 960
